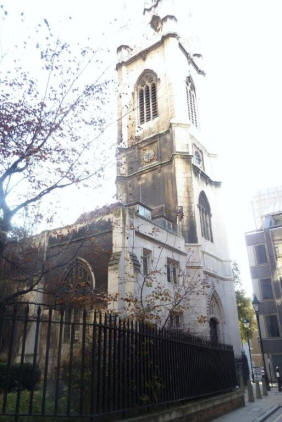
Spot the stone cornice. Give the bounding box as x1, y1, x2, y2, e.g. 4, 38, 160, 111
117, 128, 170, 153
135, 230, 187, 256
203, 250, 232, 264
204, 269, 233, 282
117, 152, 192, 180
48, 230, 112, 249
192, 164, 221, 187
117, 154, 220, 188
116, 33, 178, 70
178, 42, 206, 76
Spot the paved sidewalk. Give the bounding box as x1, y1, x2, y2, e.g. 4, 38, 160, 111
212, 387, 282, 422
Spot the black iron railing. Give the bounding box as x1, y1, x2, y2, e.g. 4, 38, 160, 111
0, 303, 237, 420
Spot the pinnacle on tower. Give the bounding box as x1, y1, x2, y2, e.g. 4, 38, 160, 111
143, 0, 177, 17
143, 0, 178, 37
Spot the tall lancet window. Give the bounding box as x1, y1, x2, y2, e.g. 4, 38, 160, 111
198, 191, 213, 242
186, 76, 199, 128
138, 70, 158, 125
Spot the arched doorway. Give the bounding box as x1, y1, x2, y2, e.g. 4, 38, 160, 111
209, 317, 219, 344
208, 291, 224, 344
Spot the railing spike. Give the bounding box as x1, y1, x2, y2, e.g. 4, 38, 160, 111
94, 309, 97, 323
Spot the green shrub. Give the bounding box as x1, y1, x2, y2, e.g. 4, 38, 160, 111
0, 362, 41, 392
0, 390, 69, 422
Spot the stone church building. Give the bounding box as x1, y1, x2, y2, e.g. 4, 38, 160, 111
29, 0, 241, 356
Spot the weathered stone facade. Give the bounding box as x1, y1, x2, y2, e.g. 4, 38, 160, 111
6, 0, 241, 358
113, 0, 241, 355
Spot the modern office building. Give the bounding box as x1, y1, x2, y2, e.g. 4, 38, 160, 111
246, 210, 282, 376
251, 186, 282, 230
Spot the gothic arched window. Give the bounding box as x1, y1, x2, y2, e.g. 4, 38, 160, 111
198, 191, 213, 242
186, 76, 199, 128
63, 258, 95, 293
138, 70, 158, 125
60, 258, 95, 341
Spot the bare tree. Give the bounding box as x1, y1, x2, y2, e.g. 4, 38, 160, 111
121, 240, 208, 329
0, 11, 113, 302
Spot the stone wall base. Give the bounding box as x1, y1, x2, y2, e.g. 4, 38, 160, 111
120, 391, 245, 422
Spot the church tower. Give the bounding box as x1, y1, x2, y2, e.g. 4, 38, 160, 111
115, 0, 241, 354
116, 0, 217, 246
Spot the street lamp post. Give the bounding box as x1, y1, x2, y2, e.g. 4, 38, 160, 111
252, 295, 271, 391
243, 318, 254, 382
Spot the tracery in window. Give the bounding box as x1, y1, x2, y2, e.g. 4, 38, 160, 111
61, 258, 95, 342
198, 191, 213, 242
137, 70, 158, 125
63, 257, 95, 293
186, 76, 199, 128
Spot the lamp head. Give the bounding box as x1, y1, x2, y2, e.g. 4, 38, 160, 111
243, 318, 250, 329
252, 295, 260, 312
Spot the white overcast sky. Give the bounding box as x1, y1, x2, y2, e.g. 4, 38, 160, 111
1, 0, 282, 295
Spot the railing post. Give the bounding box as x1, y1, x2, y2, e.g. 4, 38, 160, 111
96, 311, 102, 414
15, 305, 29, 421
66, 309, 75, 416
54, 308, 64, 415
90, 310, 97, 417
107, 314, 113, 412
41, 306, 53, 415
101, 313, 108, 413
122, 319, 127, 411
117, 317, 122, 410
3, 304, 17, 415
112, 315, 118, 411
28, 306, 41, 415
